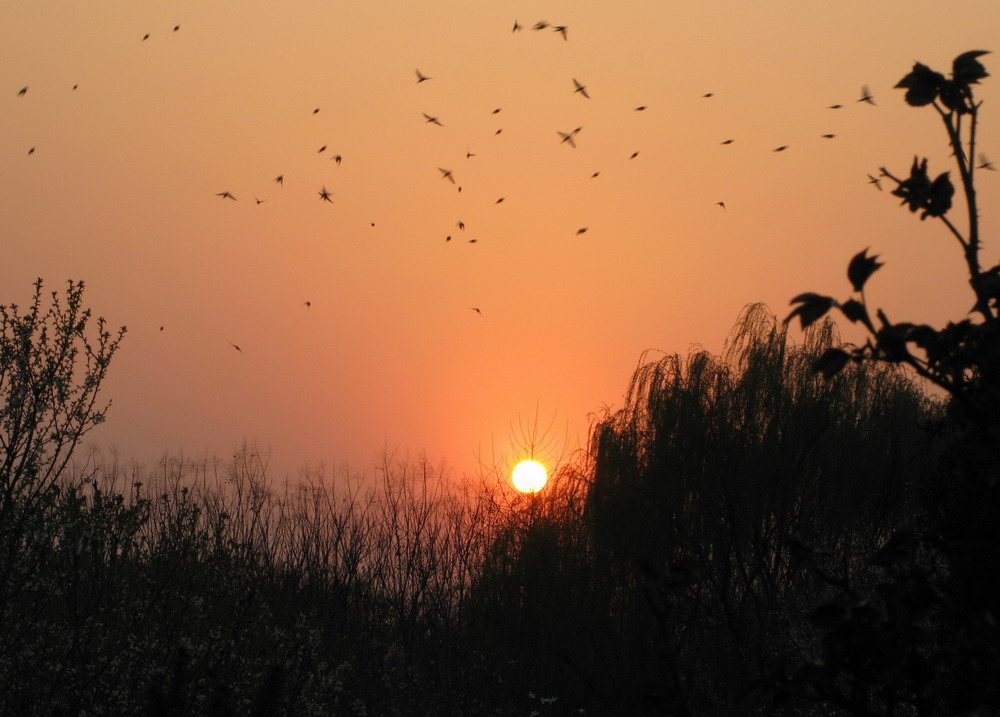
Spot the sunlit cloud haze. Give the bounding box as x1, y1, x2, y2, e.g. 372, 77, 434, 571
2, 1, 998, 479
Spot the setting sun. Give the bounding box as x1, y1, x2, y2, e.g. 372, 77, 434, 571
512, 460, 548, 493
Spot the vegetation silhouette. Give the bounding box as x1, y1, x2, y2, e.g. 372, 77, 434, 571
2, 50, 998, 717
777, 49, 1000, 714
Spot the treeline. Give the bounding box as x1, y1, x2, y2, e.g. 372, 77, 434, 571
1, 301, 948, 715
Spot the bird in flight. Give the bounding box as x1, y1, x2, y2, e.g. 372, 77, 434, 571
471, 307, 483, 315
553, 25, 568, 40
495, 197, 505, 204
773, 146, 788, 152
512, 19, 522, 32
573, 78, 590, 99
591, 171, 600, 178
17, 86, 27, 97
466, 148, 476, 158
312, 108, 320, 114
216, 191, 237, 200
439, 167, 455, 183
274, 175, 284, 187
416, 69, 431, 83
457, 221, 465, 230
27, 147, 35, 155
142, 33, 150, 41
634, 105, 647, 111
558, 127, 582, 148
173, 25, 180, 32
304, 301, 311, 309
821, 134, 836, 139
446, 235, 452, 242
318, 186, 334, 202
977, 153, 997, 171
494, 128, 503, 135
317, 145, 327, 153
858, 85, 876, 105
828, 104, 843, 109
716, 201, 726, 210
254, 196, 266, 204
423, 112, 443, 126
533, 21, 549, 30
468, 238, 477, 243
703, 92, 714, 98
72, 84, 78, 90
576, 227, 588, 235
629, 151, 639, 159
867, 173, 883, 191
333, 154, 342, 165
491, 108, 501, 114
721, 139, 734, 145
231, 344, 243, 353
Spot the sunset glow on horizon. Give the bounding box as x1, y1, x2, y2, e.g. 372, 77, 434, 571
3, 1, 998, 480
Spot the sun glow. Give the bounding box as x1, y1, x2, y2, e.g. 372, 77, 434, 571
512, 460, 548, 493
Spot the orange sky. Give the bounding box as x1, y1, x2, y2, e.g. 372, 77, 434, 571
2, 1, 998, 481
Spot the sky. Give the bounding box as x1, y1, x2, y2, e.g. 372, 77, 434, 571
2, 1, 998, 482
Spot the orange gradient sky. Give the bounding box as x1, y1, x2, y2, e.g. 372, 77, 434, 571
2, 1, 998, 480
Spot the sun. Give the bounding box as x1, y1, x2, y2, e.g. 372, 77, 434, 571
512, 460, 548, 493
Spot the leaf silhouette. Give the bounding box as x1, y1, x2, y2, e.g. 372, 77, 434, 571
895, 62, 945, 106
786, 293, 834, 329
839, 298, 869, 325
813, 348, 850, 379
847, 248, 883, 292
952, 50, 990, 86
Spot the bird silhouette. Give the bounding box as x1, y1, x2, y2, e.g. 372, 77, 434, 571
274, 175, 284, 187
494, 128, 503, 135
821, 134, 836, 139
312, 108, 320, 114
495, 197, 505, 204
254, 196, 266, 204
231, 344, 243, 353
703, 92, 714, 98
304, 301, 311, 308
471, 307, 482, 315
573, 78, 590, 99
491, 108, 501, 114
553, 25, 568, 40
716, 201, 726, 209
216, 191, 237, 200
828, 104, 843, 109
173, 25, 180, 32
457, 221, 465, 230
318, 186, 334, 202
533, 21, 549, 30
17, 86, 27, 97
634, 105, 647, 111
867, 174, 883, 191
317, 145, 327, 153
629, 151, 639, 159
591, 171, 600, 178
468, 238, 477, 243
27, 147, 35, 155
512, 19, 522, 32
415, 69, 431, 83
576, 227, 588, 235
858, 85, 876, 105
439, 167, 455, 183
423, 112, 443, 126
142, 33, 150, 41
466, 149, 476, 158
558, 127, 581, 148
721, 139, 734, 145
773, 146, 788, 152
446, 235, 452, 242
333, 155, 342, 165
72, 84, 78, 90
977, 153, 997, 171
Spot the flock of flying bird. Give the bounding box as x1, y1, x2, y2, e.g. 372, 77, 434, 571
15, 18, 998, 345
